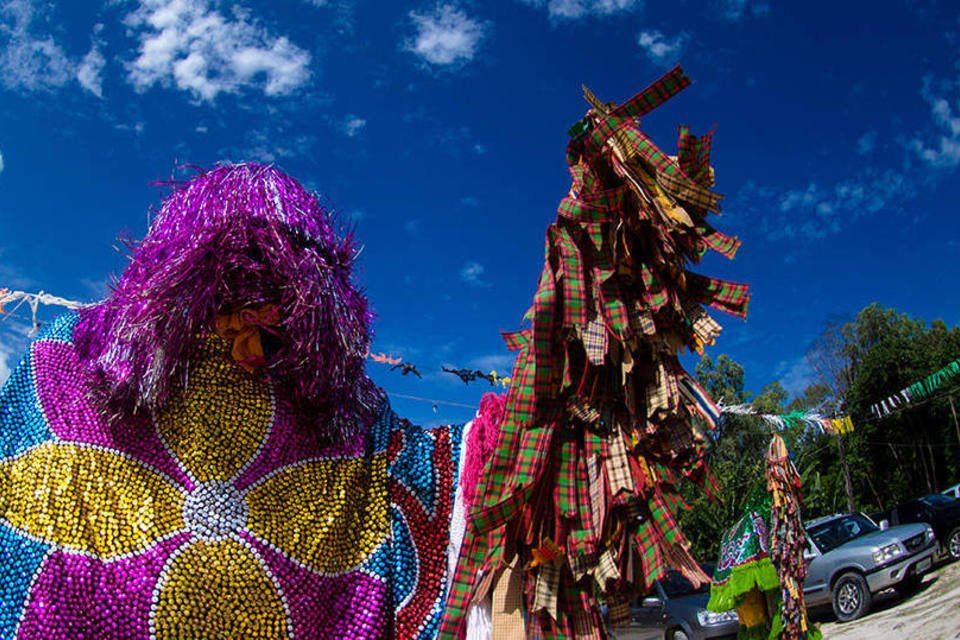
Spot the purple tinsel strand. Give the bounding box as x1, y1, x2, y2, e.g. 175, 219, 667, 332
75, 163, 379, 442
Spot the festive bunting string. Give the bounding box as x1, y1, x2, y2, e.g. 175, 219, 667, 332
869, 356, 960, 419
718, 403, 854, 436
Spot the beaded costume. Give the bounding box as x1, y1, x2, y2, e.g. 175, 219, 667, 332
0, 165, 466, 639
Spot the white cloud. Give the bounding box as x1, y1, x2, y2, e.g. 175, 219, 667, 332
522, 0, 642, 20
712, 0, 769, 22
910, 76, 960, 169
342, 115, 366, 137
0, 0, 75, 93
737, 166, 912, 242
0, 150, 4, 174
404, 4, 488, 68
77, 43, 106, 98
125, 0, 311, 102
636, 29, 688, 66
459, 261, 491, 287
856, 130, 877, 155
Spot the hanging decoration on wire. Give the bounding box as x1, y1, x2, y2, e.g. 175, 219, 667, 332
869, 356, 960, 419
390, 362, 422, 378
0, 288, 86, 336
369, 352, 402, 365
442, 366, 512, 388
718, 403, 855, 436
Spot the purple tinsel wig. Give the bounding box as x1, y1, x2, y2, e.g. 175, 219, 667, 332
75, 163, 379, 441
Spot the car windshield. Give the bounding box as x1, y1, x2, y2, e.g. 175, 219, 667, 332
921, 494, 959, 508
659, 565, 714, 599
807, 514, 879, 554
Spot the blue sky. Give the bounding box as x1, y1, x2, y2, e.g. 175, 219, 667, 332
0, 0, 958, 426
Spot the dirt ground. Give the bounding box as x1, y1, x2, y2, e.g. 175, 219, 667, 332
815, 559, 960, 639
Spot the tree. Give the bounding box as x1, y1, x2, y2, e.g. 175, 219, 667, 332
805, 316, 857, 512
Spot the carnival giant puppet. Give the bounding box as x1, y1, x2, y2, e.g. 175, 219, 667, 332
0, 164, 480, 639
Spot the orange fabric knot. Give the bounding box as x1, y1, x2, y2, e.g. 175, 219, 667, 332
528, 538, 565, 569
213, 304, 281, 372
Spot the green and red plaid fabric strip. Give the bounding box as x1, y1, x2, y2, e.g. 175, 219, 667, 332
439, 526, 491, 638
594, 267, 630, 338
532, 262, 561, 404
473, 423, 556, 531
677, 124, 715, 187
502, 328, 530, 352
557, 185, 625, 222
639, 263, 670, 312
617, 125, 723, 213
549, 225, 588, 330
633, 517, 665, 589
686, 272, 750, 318
611, 65, 691, 120
556, 437, 579, 518
701, 227, 741, 259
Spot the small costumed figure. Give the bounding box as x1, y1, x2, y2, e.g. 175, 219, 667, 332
707, 439, 821, 640
0, 164, 495, 640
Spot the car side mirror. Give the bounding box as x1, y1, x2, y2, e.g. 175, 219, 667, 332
803, 547, 816, 560
641, 596, 662, 608
879, 519, 890, 531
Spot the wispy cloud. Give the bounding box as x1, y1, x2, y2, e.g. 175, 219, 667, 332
77, 39, 106, 98
0, 150, 4, 174
459, 261, 491, 287
468, 352, 516, 373
711, 0, 770, 22
404, 4, 489, 68
124, 0, 311, 102
341, 115, 367, 137
0, 0, 76, 93
856, 130, 877, 155
636, 29, 688, 66
521, 0, 643, 21
736, 167, 912, 242
775, 357, 815, 398
910, 75, 960, 169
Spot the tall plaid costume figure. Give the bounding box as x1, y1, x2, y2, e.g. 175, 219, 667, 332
441, 67, 750, 638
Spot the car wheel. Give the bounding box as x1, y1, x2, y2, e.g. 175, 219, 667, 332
667, 628, 689, 640
947, 528, 960, 561
832, 572, 872, 622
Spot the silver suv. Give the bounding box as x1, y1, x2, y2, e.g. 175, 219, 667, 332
803, 513, 936, 622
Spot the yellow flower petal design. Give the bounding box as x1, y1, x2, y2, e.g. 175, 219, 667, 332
0, 442, 185, 557
246, 454, 389, 574
153, 539, 289, 640
157, 337, 272, 482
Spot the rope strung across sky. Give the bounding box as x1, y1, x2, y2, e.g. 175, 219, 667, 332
4, 284, 953, 430
0, 288, 87, 335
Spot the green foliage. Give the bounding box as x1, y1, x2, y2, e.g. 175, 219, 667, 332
677, 305, 960, 562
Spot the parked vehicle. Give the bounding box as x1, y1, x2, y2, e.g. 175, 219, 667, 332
941, 482, 960, 500
885, 493, 960, 561
610, 566, 738, 640
803, 512, 936, 622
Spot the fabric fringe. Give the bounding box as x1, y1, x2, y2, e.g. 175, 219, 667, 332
440, 66, 750, 639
